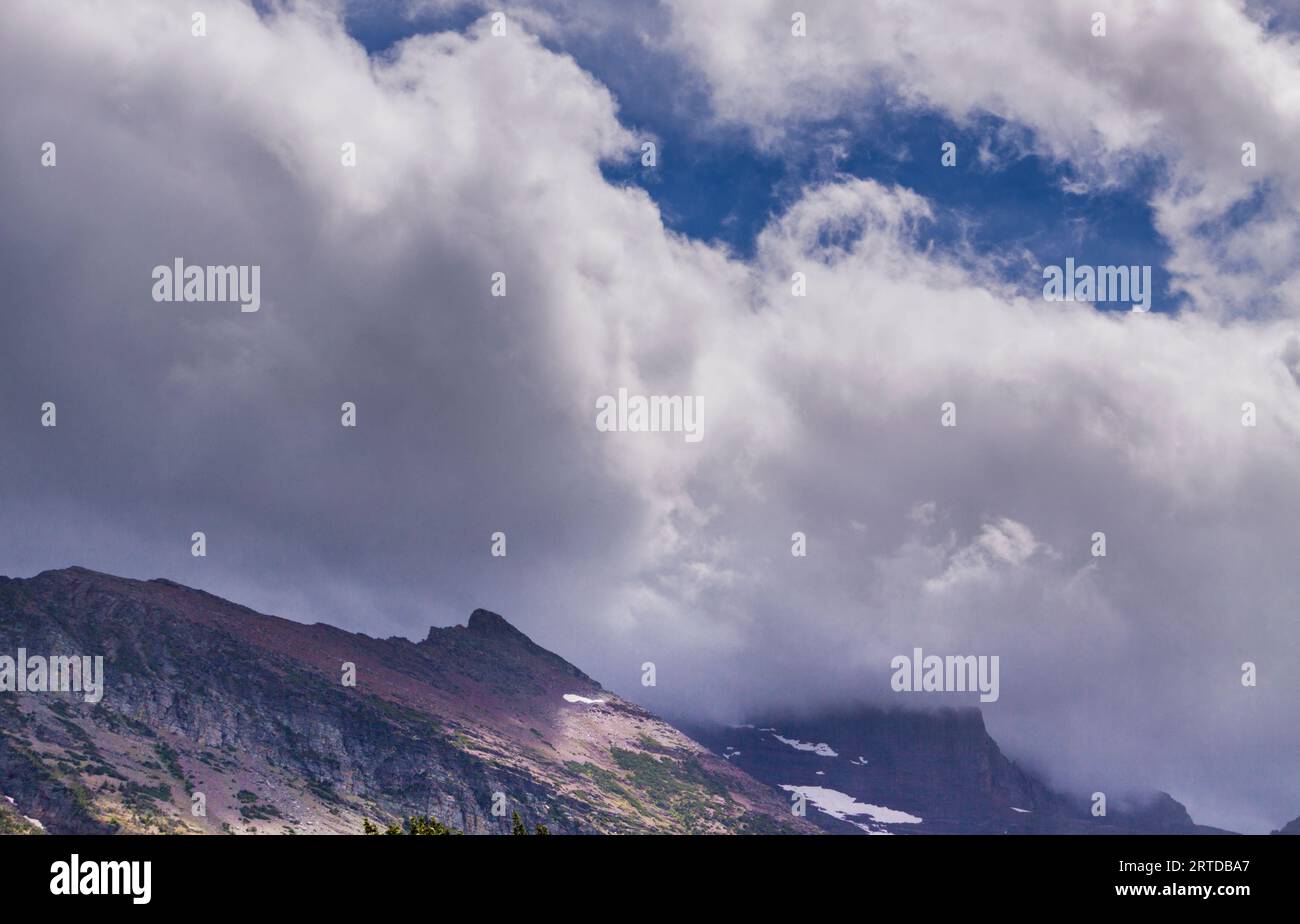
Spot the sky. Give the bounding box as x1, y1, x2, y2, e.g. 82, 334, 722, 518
1, 0, 1299, 833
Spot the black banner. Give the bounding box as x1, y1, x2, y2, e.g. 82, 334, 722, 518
0, 834, 1284, 911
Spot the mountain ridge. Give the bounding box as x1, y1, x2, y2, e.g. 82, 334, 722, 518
0, 567, 1268, 835
0, 566, 809, 834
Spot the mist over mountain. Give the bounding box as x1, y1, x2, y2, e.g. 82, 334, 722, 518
4, 566, 1286, 836
683, 710, 1235, 835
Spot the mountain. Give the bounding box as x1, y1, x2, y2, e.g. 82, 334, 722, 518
0, 566, 1243, 836
1271, 815, 1300, 835
0, 567, 811, 834
686, 709, 1233, 834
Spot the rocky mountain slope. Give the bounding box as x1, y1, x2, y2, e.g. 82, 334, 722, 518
2, 566, 1274, 836
687, 709, 1235, 834
0, 567, 810, 834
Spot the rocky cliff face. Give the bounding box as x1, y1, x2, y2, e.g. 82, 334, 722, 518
687, 709, 1232, 834
0, 567, 810, 835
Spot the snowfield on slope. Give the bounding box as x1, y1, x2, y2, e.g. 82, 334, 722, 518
772, 734, 838, 757
781, 785, 923, 834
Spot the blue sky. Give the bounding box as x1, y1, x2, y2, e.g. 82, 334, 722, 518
345, 3, 1181, 312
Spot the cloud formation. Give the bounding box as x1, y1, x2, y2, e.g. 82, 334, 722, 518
1, 0, 1297, 831
665, 0, 1300, 319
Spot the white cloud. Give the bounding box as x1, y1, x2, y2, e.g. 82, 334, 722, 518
0, 0, 1297, 832
664, 0, 1300, 319
923, 517, 1045, 593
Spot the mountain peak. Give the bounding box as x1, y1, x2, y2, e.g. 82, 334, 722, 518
466, 607, 529, 640
422, 607, 541, 648
0, 568, 805, 834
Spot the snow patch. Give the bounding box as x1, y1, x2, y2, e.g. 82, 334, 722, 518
772, 734, 838, 757
562, 694, 607, 705
1011, 807, 1032, 813
849, 756, 869, 766
782, 785, 922, 834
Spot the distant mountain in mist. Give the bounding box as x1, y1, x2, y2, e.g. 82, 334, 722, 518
687, 709, 1235, 834
0, 567, 1269, 836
